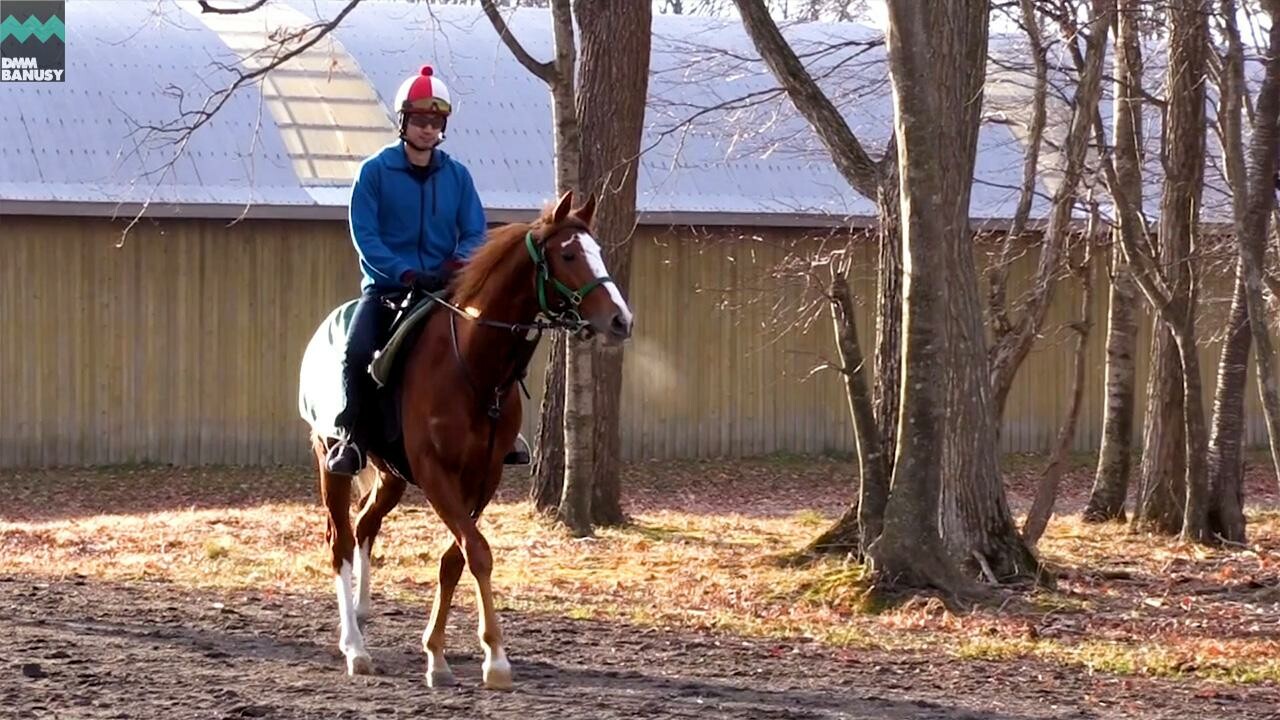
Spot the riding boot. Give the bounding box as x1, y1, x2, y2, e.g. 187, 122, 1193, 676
326, 435, 365, 476
327, 365, 367, 476
503, 432, 531, 465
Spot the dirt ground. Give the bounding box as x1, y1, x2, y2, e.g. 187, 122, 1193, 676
2, 572, 1277, 720
3, 459, 1279, 719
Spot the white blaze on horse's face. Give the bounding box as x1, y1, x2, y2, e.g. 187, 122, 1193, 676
565, 231, 634, 341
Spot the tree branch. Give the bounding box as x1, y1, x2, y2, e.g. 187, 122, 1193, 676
197, 0, 268, 14
480, 0, 556, 84
732, 0, 885, 199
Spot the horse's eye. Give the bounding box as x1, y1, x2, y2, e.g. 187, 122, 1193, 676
561, 252, 577, 262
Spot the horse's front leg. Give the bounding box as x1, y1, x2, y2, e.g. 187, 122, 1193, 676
423, 540, 465, 687
414, 451, 512, 690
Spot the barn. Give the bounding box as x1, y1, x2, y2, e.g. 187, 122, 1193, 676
0, 0, 1259, 467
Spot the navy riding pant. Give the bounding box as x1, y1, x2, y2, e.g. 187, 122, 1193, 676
334, 287, 401, 435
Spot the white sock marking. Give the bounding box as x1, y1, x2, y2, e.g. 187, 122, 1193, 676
353, 540, 372, 618
334, 560, 366, 659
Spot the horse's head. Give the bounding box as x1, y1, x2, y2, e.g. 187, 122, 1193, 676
527, 191, 634, 345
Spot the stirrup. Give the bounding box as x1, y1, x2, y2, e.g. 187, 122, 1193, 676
326, 439, 365, 476
503, 433, 531, 466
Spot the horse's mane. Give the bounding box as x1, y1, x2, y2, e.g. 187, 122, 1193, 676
451, 203, 588, 307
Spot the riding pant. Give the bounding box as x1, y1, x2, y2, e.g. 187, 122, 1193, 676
334, 287, 401, 439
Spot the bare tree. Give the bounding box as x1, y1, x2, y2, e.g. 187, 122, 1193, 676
488, 0, 581, 518
732, 0, 899, 560
940, 0, 1110, 583
1097, 0, 1213, 543
1024, 217, 1098, 546
863, 0, 990, 599
485, 0, 652, 535
1210, 0, 1280, 541
1085, 0, 1144, 523
986, 0, 1111, 425
578, 0, 653, 528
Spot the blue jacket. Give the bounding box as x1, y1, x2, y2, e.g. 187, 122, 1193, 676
348, 142, 487, 292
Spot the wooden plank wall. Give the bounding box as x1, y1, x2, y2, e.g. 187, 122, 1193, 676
0, 215, 1260, 467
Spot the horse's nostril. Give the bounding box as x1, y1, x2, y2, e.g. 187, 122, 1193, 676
610, 314, 632, 337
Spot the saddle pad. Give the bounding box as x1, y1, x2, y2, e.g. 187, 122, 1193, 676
298, 296, 439, 440
298, 299, 359, 439
370, 296, 437, 388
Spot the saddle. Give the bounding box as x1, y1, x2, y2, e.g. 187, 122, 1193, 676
347, 291, 442, 480
299, 290, 530, 481
371, 291, 438, 388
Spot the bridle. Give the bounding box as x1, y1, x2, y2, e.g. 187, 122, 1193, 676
525, 230, 612, 335
420, 228, 614, 341
412, 226, 615, 424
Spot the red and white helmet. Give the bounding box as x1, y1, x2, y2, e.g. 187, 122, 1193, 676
394, 65, 452, 115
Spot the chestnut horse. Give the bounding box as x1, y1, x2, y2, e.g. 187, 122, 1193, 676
307, 191, 632, 689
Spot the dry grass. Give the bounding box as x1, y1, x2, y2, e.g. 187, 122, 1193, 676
2, 456, 1278, 686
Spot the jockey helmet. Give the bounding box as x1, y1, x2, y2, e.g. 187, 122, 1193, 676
394, 65, 452, 117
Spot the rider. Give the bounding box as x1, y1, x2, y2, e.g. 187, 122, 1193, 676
326, 64, 529, 475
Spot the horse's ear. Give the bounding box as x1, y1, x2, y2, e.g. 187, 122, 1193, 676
553, 190, 574, 225
575, 193, 597, 227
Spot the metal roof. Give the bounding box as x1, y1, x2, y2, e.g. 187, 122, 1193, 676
0, 1, 1246, 227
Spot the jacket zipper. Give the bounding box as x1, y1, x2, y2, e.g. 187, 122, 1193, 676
417, 176, 426, 272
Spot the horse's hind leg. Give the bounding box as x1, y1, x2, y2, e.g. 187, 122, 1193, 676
353, 469, 406, 626
314, 439, 373, 676
422, 540, 464, 687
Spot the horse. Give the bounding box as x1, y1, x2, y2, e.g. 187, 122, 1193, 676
299, 190, 633, 690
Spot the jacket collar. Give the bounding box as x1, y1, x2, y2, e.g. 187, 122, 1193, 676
383, 141, 448, 172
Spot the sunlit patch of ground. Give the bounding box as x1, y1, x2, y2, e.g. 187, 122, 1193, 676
2, 455, 1277, 686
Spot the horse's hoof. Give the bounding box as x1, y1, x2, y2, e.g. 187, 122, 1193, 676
347, 653, 375, 676
482, 658, 513, 691
426, 668, 457, 688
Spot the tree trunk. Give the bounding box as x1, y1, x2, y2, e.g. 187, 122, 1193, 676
574, 0, 651, 528
531, 337, 566, 513
558, 336, 594, 536
509, 0, 577, 515
1225, 0, 1280, 502
1086, 0, 1143, 523
867, 178, 901, 548
1024, 238, 1095, 546
1133, 0, 1210, 539
924, 0, 1037, 583
866, 0, 979, 600
802, 263, 882, 558
1135, 328, 1186, 533
1086, 253, 1140, 521
591, 346, 627, 526
550, 0, 652, 533
1173, 320, 1211, 543
1205, 264, 1250, 543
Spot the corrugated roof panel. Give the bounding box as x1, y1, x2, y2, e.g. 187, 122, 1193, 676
1, 1, 311, 210
2, 1, 1250, 226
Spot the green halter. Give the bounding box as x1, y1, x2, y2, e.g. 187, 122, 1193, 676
525, 231, 611, 328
